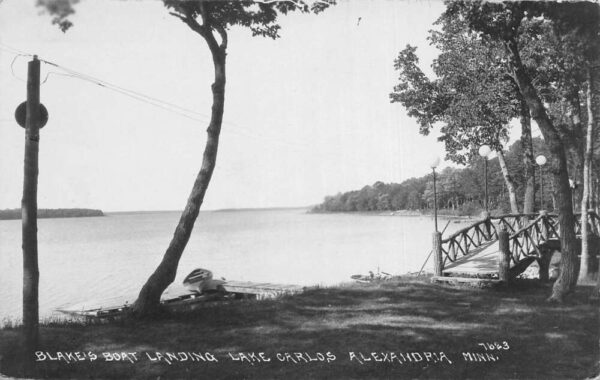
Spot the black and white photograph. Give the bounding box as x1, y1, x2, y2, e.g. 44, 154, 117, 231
0, 0, 599, 378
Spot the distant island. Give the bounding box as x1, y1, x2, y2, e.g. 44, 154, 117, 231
0, 208, 104, 220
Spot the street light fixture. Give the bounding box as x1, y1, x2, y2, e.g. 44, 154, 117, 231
430, 157, 440, 232
569, 178, 577, 212
535, 155, 547, 211
478, 145, 492, 212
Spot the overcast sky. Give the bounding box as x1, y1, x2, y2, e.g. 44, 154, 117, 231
0, 0, 457, 212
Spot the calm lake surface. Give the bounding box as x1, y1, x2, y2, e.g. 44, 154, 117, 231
0, 209, 465, 321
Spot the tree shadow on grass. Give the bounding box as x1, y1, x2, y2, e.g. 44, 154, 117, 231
0, 278, 597, 379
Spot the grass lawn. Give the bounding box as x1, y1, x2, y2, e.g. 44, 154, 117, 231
0, 277, 598, 379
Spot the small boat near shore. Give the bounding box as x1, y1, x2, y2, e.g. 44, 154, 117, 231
56, 268, 303, 319
350, 269, 392, 283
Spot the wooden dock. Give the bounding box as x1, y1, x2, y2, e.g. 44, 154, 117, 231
221, 281, 303, 300
442, 241, 499, 277
56, 280, 304, 318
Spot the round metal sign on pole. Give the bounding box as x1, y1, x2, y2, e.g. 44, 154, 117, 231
15, 101, 49, 129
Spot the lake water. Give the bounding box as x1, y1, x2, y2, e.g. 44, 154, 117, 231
0, 209, 464, 321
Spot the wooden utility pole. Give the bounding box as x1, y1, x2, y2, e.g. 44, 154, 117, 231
22, 56, 41, 356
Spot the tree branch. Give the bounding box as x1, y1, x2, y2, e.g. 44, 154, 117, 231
214, 24, 228, 50
198, 1, 209, 27
169, 11, 186, 23
169, 11, 206, 37
169, 10, 222, 57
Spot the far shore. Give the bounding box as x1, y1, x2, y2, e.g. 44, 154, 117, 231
0, 208, 104, 220
308, 208, 477, 220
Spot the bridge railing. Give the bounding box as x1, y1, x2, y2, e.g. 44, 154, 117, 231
436, 210, 600, 274
573, 211, 600, 236
439, 214, 537, 267
508, 211, 600, 265
508, 213, 558, 265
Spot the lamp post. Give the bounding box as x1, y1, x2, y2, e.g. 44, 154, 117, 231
430, 157, 440, 232
430, 156, 444, 277
478, 145, 492, 212
535, 155, 547, 211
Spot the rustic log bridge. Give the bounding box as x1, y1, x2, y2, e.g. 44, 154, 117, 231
432, 211, 600, 285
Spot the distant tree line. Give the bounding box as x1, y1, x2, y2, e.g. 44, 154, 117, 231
313, 138, 599, 216
0, 208, 104, 220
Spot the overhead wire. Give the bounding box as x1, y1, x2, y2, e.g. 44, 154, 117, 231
41, 70, 213, 124
39, 59, 332, 153
39, 64, 318, 151
1, 44, 345, 159
0, 42, 33, 56
0, 44, 34, 82
9, 54, 29, 82
40, 59, 214, 121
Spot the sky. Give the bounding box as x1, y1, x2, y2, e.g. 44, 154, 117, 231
1, 0, 465, 212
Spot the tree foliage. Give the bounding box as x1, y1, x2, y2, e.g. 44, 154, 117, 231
440, 0, 600, 302
163, 0, 329, 40
37, 0, 79, 32
390, 13, 517, 165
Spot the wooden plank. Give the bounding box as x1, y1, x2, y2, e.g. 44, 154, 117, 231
56, 284, 196, 315
57, 281, 304, 317
222, 281, 303, 299
443, 241, 498, 274
431, 276, 501, 285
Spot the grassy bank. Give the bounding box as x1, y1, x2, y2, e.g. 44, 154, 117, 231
0, 277, 598, 379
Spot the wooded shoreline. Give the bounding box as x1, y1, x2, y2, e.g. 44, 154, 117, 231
309, 208, 476, 219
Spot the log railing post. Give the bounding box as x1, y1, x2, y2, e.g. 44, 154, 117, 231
433, 231, 443, 276
539, 210, 548, 241
498, 227, 511, 285
538, 249, 551, 282
482, 211, 491, 240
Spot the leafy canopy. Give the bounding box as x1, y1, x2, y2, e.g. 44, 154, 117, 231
38, 0, 334, 36
390, 11, 517, 165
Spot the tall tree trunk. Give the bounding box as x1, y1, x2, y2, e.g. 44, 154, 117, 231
496, 149, 519, 214
505, 38, 578, 302
579, 67, 595, 282
133, 21, 227, 317
519, 96, 536, 214
564, 91, 585, 210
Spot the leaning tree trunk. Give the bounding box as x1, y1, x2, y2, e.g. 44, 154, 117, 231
505, 38, 578, 302
496, 149, 519, 214
133, 25, 227, 317
519, 96, 535, 214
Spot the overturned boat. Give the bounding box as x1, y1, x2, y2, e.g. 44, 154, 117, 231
350, 269, 392, 283
56, 268, 303, 319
